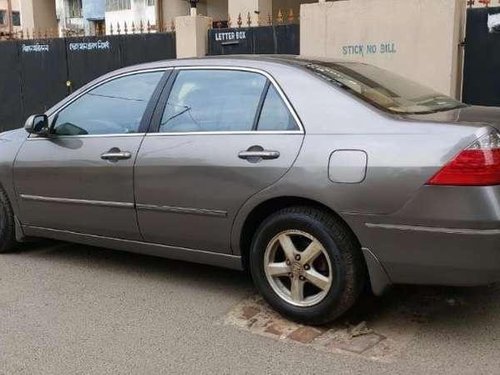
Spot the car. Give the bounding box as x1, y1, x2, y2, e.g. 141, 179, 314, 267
0, 56, 499, 325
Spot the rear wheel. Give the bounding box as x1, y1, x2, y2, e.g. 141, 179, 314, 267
0, 187, 16, 253
249, 206, 365, 325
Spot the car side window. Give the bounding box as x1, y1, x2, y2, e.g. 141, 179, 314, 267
257, 85, 299, 131
160, 70, 267, 133
52, 72, 164, 136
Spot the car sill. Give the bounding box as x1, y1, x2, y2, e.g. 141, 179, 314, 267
23, 225, 243, 270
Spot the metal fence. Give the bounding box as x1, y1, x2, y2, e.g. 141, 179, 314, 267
0, 31, 176, 132
0, 18, 176, 42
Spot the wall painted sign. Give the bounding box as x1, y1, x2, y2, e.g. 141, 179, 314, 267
214, 31, 247, 42
21, 43, 50, 53
68, 40, 111, 52
342, 42, 397, 57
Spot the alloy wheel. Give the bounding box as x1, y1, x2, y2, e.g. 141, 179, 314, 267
263, 230, 333, 307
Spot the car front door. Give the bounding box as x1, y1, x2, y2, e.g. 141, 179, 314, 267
14, 70, 168, 240
134, 68, 304, 253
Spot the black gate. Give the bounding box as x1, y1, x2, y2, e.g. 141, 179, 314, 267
19, 39, 68, 120
463, 7, 500, 106
66, 36, 123, 90
0, 32, 176, 132
0, 41, 23, 132
208, 24, 299, 56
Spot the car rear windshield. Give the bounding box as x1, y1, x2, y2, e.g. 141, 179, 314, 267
300, 60, 465, 114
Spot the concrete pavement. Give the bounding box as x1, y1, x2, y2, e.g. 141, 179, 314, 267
1, 241, 499, 374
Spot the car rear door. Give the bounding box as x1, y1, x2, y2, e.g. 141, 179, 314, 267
134, 67, 304, 253
14, 69, 169, 240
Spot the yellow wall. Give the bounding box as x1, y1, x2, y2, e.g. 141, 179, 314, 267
301, 0, 465, 98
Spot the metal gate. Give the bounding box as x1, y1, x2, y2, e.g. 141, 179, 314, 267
463, 7, 500, 106
19, 38, 68, 120
0, 41, 23, 131
208, 24, 300, 56
0, 32, 176, 133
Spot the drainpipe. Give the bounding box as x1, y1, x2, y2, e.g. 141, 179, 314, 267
156, 0, 164, 30
7, 0, 13, 38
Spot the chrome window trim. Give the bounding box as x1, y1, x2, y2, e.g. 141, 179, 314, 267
156, 66, 305, 135
145, 130, 303, 137
20, 194, 134, 209
39, 68, 173, 139
27, 133, 147, 141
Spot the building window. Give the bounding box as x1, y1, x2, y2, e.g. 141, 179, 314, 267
68, 0, 82, 18
12, 11, 20, 26
106, 0, 132, 12
0, 10, 21, 26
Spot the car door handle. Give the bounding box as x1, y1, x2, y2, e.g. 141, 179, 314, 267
101, 150, 132, 161
238, 150, 280, 161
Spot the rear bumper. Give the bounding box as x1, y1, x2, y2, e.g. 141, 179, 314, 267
346, 185, 500, 287
364, 224, 500, 286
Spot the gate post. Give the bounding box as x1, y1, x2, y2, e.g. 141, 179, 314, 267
175, 15, 212, 58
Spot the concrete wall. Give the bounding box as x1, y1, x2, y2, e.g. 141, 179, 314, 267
204, 0, 227, 21
82, 0, 105, 20
301, 0, 466, 98
228, 0, 272, 26
106, 3, 156, 33
272, 0, 315, 22
162, 0, 189, 26
0, 0, 20, 12
20, 0, 58, 31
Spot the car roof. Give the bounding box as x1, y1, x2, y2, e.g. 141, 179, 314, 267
112, 55, 348, 74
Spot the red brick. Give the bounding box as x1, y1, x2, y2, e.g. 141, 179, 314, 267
288, 327, 324, 344
241, 306, 260, 320
265, 322, 287, 336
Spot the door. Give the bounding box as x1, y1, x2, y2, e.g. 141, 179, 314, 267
135, 68, 304, 253
14, 70, 167, 240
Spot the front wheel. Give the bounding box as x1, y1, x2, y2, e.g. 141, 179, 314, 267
249, 207, 365, 325
0, 187, 16, 253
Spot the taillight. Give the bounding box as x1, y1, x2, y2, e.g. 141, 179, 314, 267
427, 130, 500, 186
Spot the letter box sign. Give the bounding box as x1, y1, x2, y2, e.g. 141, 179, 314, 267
214, 31, 247, 44
209, 28, 252, 55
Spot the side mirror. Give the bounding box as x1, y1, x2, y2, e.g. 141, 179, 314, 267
24, 114, 49, 136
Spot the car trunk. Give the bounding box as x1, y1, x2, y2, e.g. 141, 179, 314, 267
404, 105, 500, 131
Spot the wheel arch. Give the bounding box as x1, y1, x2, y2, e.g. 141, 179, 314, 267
235, 196, 357, 266
234, 195, 392, 295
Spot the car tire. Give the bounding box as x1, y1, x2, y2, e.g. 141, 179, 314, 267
249, 206, 366, 325
0, 186, 16, 253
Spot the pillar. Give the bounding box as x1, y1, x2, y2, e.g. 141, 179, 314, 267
175, 15, 212, 58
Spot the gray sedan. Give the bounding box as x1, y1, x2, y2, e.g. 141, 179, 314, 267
1, 56, 499, 325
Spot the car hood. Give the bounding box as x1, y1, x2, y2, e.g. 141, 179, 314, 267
404, 105, 500, 131
0, 128, 28, 144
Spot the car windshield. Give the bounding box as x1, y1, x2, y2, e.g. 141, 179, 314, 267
300, 60, 465, 114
